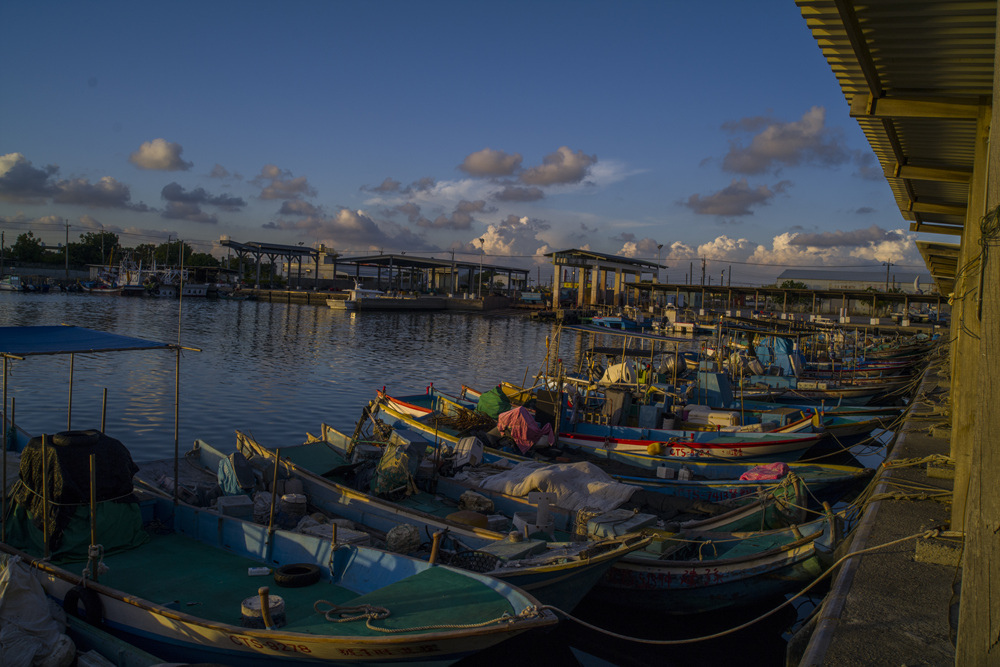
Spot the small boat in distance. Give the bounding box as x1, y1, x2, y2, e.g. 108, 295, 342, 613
327, 281, 385, 310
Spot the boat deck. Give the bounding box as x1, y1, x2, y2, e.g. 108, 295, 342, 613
98, 530, 516, 636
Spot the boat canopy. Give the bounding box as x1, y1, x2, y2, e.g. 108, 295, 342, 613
0, 325, 176, 358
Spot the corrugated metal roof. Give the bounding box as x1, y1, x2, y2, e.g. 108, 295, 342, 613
795, 0, 996, 294
777, 268, 929, 282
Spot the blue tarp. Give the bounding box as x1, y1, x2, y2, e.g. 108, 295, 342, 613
0, 325, 172, 357
755, 335, 804, 376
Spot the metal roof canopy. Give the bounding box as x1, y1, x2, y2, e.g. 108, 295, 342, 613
776, 268, 930, 283
220, 239, 318, 258
916, 239, 961, 296
345, 252, 530, 277
795, 0, 996, 294
545, 249, 661, 273
0, 325, 178, 359
0, 325, 197, 534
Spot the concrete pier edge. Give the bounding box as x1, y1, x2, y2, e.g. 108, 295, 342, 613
793, 342, 952, 665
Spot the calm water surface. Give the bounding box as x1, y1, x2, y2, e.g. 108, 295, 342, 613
0, 291, 579, 461
0, 290, 803, 666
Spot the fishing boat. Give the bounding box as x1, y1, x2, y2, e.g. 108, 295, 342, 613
140, 435, 652, 614
80, 280, 122, 295
373, 389, 872, 504
1, 431, 555, 666
593, 508, 840, 613
0, 275, 23, 292
304, 421, 841, 615
326, 282, 385, 310
218, 289, 252, 301
377, 385, 824, 461
0, 325, 557, 664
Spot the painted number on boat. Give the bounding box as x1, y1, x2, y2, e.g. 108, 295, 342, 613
337, 644, 441, 657
229, 635, 312, 653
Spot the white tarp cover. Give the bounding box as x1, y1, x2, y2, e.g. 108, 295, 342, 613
599, 361, 636, 385
0, 556, 75, 666
473, 460, 639, 513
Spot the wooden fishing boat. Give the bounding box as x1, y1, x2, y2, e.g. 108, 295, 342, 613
2, 432, 555, 667
594, 509, 840, 613
316, 420, 810, 528
373, 390, 872, 504
376, 387, 824, 461
306, 421, 841, 615
144, 436, 652, 614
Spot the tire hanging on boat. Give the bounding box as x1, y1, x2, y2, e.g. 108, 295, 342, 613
64, 584, 103, 626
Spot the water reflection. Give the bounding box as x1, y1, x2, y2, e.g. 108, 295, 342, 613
0, 291, 835, 665
0, 292, 574, 461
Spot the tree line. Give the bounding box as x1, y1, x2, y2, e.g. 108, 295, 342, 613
2, 231, 221, 269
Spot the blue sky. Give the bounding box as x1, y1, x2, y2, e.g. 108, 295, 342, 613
0, 1, 929, 286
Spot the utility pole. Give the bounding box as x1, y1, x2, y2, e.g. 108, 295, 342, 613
65, 220, 69, 278
1, 231, 5, 276
728, 265, 732, 287
882, 259, 894, 291
701, 258, 706, 286
478, 237, 485, 299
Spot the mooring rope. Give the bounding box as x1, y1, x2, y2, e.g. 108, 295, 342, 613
537, 528, 945, 645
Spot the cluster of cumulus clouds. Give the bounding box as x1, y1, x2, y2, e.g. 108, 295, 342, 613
1, 105, 922, 273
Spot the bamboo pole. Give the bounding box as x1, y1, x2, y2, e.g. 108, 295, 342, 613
2, 358, 7, 542
67, 354, 74, 430
267, 448, 282, 549
42, 434, 49, 559
101, 387, 107, 433
173, 347, 180, 506
429, 530, 444, 564
88, 453, 99, 582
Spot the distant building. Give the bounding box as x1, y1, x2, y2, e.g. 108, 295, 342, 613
776, 269, 936, 294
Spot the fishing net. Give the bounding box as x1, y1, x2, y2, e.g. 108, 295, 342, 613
431, 410, 497, 434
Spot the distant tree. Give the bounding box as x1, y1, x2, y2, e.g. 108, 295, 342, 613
72, 231, 121, 266
10, 232, 45, 263
186, 252, 219, 267
779, 279, 808, 290
133, 243, 157, 265
153, 240, 194, 266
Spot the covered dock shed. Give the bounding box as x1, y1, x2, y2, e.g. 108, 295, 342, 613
796, 0, 999, 662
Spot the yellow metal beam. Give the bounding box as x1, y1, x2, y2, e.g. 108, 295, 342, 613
909, 222, 965, 236
850, 93, 984, 120
908, 200, 968, 217
888, 163, 973, 184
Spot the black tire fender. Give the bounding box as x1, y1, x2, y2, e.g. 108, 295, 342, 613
64, 585, 103, 625
52, 430, 101, 447
273, 563, 322, 588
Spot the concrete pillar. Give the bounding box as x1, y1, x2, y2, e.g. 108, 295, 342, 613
613, 269, 623, 307
577, 267, 587, 307
955, 56, 1000, 661
551, 263, 560, 309
950, 103, 990, 533
590, 267, 600, 306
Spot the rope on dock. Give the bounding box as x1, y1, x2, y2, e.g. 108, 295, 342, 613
541, 527, 948, 645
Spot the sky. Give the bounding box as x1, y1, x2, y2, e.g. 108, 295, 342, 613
0, 1, 931, 287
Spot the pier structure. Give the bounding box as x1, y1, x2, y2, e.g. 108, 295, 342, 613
545, 249, 661, 310
788, 1, 1000, 664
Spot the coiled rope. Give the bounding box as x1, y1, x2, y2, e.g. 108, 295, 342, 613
312, 600, 545, 633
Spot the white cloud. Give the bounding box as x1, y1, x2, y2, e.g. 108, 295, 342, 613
129, 139, 193, 171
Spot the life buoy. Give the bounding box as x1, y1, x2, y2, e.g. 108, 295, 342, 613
273, 563, 321, 588
64, 585, 103, 625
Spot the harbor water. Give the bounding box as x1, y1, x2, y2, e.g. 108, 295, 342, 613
0, 291, 811, 666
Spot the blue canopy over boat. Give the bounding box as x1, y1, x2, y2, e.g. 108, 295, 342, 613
0, 325, 175, 358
